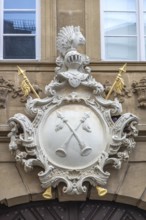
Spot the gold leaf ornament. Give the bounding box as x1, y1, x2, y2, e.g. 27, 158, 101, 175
21, 80, 31, 96
106, 63, 127, 99
17, 66, 40, 98
114, 74, 125, 94
96, 186, 107, 197
42, 187, 52, 199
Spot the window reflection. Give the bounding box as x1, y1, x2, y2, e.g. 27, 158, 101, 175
3, 0, 37, 59
104, 0, 136, 11
144, 13, 146, 35
4, 12, 36, 34
105, 37, 137, 60
4, 0, 36, 9
104, 12, 136, 36
144, 0, 146, 11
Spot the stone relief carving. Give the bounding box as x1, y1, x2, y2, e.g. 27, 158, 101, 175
131, 77, 146, 108
0, 76, 42, 106
0, 76, 11, 108
8, 26, 139, 196
0, 76, 22, 108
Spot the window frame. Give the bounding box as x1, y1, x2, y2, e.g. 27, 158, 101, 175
100, 0, 146, 61
0, 0, 41, 61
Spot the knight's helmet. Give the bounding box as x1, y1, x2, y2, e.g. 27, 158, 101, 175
64, 50, 83, 69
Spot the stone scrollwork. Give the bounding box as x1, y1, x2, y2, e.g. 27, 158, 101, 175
8, 26, 139, 196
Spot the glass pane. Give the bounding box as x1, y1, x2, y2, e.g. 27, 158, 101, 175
4, 12, 36, 34
144, 13, 146, 35
105, 37, 137, 60
104, 0, 136, 11
104, 12, 136, 35
4, 0, 36, 9
3, 36, 35, 59
145, 37, 146, 59
144, 0, 146, 11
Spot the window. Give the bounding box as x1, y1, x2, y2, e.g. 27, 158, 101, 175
0, 0, 40, 60
101, 0, 146, 61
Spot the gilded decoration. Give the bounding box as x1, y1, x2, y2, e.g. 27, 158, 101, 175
0, 75, 42, 107
104, 80, 132, 103
8, 26, 139, 196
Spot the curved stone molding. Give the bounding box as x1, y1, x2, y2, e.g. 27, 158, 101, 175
8, 26, 139, 196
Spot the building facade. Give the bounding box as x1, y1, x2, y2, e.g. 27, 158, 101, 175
0, 0, 146, 219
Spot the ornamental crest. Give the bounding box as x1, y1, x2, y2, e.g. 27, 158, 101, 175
8, 26, 138, 196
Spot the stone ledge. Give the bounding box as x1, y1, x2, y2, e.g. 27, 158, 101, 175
0, 61, 146, 72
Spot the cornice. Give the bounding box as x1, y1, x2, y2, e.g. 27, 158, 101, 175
0, 61, 146, 72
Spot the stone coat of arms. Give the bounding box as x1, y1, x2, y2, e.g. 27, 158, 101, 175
8, 26, 138, 196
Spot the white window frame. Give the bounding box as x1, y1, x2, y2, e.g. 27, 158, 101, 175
0, 0, 41, 61
100, 0, 146, 61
